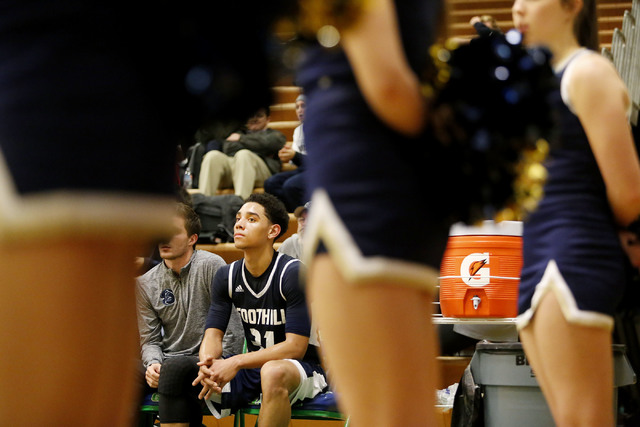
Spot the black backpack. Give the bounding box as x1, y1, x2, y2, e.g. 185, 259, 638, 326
191, 193, 244, 243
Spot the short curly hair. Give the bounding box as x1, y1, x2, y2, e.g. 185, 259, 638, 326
245, 193, 289, 240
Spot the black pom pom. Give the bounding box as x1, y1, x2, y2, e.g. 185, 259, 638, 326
426, 30, 559, 224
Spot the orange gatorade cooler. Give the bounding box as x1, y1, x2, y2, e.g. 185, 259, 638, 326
439, 221, 522, 318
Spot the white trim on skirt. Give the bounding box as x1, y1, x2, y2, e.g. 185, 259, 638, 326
0, 149, 173, 243
516, 259, 614, 331
302, 189, 439, 293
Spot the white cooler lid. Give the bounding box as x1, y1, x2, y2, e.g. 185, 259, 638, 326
449, 220, 523, 237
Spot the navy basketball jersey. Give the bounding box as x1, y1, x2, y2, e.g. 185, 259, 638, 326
207, 252, 319, 363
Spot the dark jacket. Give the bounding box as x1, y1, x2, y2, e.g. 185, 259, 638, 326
223, 128, 286, 174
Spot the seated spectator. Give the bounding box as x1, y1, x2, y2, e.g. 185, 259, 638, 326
136, 203, 244, 402
157, 193, 327, 426
278, 202, 309, 259
264, 94, 307, 211
198, 108, 286, 199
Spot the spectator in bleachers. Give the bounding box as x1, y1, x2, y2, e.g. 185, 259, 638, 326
136, 203, 243, 403
198, 107, 286, 199
157, 193, 326, 426
264, 94, 308, 211
278, 202, 309, 259
512, 0, 640, 425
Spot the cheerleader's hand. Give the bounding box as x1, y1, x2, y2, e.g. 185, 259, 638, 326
619, 230, 640, 270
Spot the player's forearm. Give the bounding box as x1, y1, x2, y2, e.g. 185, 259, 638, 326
232, 336, 308, 370
199, 328, 224, 361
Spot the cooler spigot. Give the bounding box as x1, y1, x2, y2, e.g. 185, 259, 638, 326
471, 295, 481, 310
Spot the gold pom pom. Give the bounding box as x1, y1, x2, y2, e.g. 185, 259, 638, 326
497, 138, 550, 221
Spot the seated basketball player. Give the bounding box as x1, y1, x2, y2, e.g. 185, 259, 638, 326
158, 193, 327, 427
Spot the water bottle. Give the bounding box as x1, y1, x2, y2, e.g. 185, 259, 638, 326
183, 168, 193, 189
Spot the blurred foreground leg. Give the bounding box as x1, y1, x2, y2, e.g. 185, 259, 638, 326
308, 254, 440, 426
0, 237, 144, 426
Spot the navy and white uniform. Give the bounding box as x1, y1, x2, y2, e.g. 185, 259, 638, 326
517, 49, 628, 331
297, 0, 449, 292
204, 252, 327, 417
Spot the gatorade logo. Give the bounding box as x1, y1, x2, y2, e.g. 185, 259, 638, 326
460, 253, 490, 286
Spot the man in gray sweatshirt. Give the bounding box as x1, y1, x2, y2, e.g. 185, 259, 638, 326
136, 203, 243, 397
